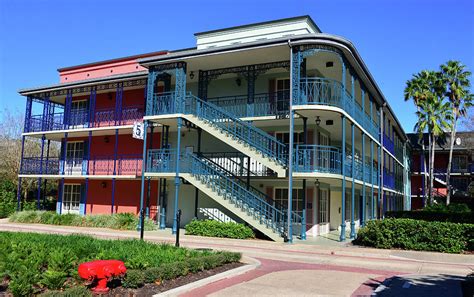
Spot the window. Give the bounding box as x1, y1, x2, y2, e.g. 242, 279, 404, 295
453, 155, 467, 171
275, 132, 304, 147
274, 188, 303, 212
65, 142, 84, 174
63, 184, 81, 213
318, 189, 329, 223
70, 100, 89, 126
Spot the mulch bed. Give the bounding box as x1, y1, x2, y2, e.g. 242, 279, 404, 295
103, 262, 244, 296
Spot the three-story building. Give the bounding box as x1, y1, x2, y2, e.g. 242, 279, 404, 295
18, 16, 411, 242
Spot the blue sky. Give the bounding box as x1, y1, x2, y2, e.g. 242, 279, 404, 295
0, 0, 473, 132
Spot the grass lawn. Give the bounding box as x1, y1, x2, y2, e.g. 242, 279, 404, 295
0, 232, 241, 296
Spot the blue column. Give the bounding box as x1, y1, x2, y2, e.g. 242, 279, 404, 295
42, 96, 50, 131
341, 61, 346, 92
115, 83, 123, 126
37, 134, 45, 210
17, 136, 26, 211
64, 90, 72, 129
57, 179, 64, 214
138, 120, 149, 231
361, 132, 366, 227
113, 129, 118, 175
370, 139, 374, 220
111, 179, 116, 214
60, 133, 68, 175
350, 124, 356, 239
24, 96, 33, 132
377, 145, 381, 218
81, 178, 88, 215
340, 115, 346, 241
88, 88, 96, 128
172, 118, 183, 234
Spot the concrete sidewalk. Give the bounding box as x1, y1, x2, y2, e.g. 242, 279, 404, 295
1, 221, 472, 296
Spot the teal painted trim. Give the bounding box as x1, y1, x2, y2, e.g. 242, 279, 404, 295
138, 120, 148, 231
370, 140, 375, 220
350, 123, 356, 239
361, 133, 366, 226
340, 115, 346, 242
172, 118, 182, 234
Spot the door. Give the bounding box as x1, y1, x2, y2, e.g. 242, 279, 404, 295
62, 184, 81, 214
275, 79, 290, 114
65, 142, 84, 175
318, 189, 330, 234
70, 100, 89, 127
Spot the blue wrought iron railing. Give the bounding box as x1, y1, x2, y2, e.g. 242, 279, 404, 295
383, 133, 395, 154
25, 106, 145, 132
207, 90, 290, 118
20, 155, 142, 176
146, 149, 302, 238
149, 92, 288, 167
294, 145, 378, 184
296, 77, 379, 139
199, 152, 275, 177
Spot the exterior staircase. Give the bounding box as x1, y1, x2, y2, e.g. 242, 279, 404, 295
148, 92, 288, 177
198, 208, 235, 223
148, 149, 301, 242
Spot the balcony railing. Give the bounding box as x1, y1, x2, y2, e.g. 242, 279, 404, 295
294, 145, 378, 184
383, 133, 394, 154
296, 77, 380, 139
207, 91, 290, 118
25, 105, 145, 132
20, 155, 142, 176
383, 168, 395, 189
199, 152, 275, 177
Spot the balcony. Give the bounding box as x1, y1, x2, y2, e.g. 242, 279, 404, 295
296, 78, 380, 139
294, 145, 378, 184
24, 105, 144, 133
383, 133, 394, 155
20, 155, 142, 176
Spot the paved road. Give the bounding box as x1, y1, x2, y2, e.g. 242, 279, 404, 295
1, 221, 472, 296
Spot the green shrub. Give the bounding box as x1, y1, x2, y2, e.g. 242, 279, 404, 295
386, 210, 473, 224
354, 218, 474, 253
0, 232, 241, 295
41, 286, 92, 297
0, 180, 17, 218
122, 270, 145, 288
185, 220, 255, 239
9, 211, 156, 231
423, 203, 471, 213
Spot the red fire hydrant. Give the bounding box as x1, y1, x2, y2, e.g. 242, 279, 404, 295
78, 260, 127, 293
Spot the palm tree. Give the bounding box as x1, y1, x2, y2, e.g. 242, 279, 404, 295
404, 71, 437, 204
415, 96, 452, 205
440, 61, 473, 205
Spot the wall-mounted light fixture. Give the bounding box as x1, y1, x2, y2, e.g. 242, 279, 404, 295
315, 179, 320, 187
104, 136, 109, 143
108, 93, 113, 100
189, 71, 195, 80
235, 77, 242, 87
101, 181, 107, 188
316, 116, 321, 126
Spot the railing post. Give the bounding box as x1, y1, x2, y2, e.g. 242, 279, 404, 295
361, 132, 366, 226
350, 124, 356, 239
340, 115, 346, 242
24, 96, 33, 132
138, 120, 149, 239
172, 118, 183, 234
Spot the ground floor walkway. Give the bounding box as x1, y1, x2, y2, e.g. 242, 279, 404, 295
0, 220, 472, 296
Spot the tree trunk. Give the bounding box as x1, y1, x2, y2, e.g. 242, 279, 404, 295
422, 143, 428, 206
446, 110, 457, 206
430, 135, 436, 205
427, 133, 432, 205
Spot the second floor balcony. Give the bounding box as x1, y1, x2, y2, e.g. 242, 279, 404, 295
25, 105, 145, 133
20, 154, 142, 176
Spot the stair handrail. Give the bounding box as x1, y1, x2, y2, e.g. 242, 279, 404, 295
184, 94, 288, 166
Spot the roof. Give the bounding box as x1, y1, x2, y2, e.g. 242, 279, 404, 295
57, 51, 168, 72
18, 71, 147, 96
194, 15, 321, 36
407, 132, 474, 151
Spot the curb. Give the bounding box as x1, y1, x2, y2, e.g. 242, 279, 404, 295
153, 256, 261, 297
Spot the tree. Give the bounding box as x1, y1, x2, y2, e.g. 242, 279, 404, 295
404, 70, 437, 204
415, 95, 452, 205
440, 61, 473, 205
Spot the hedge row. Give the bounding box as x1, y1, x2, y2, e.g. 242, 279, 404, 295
122, 253, 241, 288
9, 211, 156, 231
385, 210, 474, 224
354, 218, 474, 253
0, 232, 240, 296
185, 219, 255, 239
